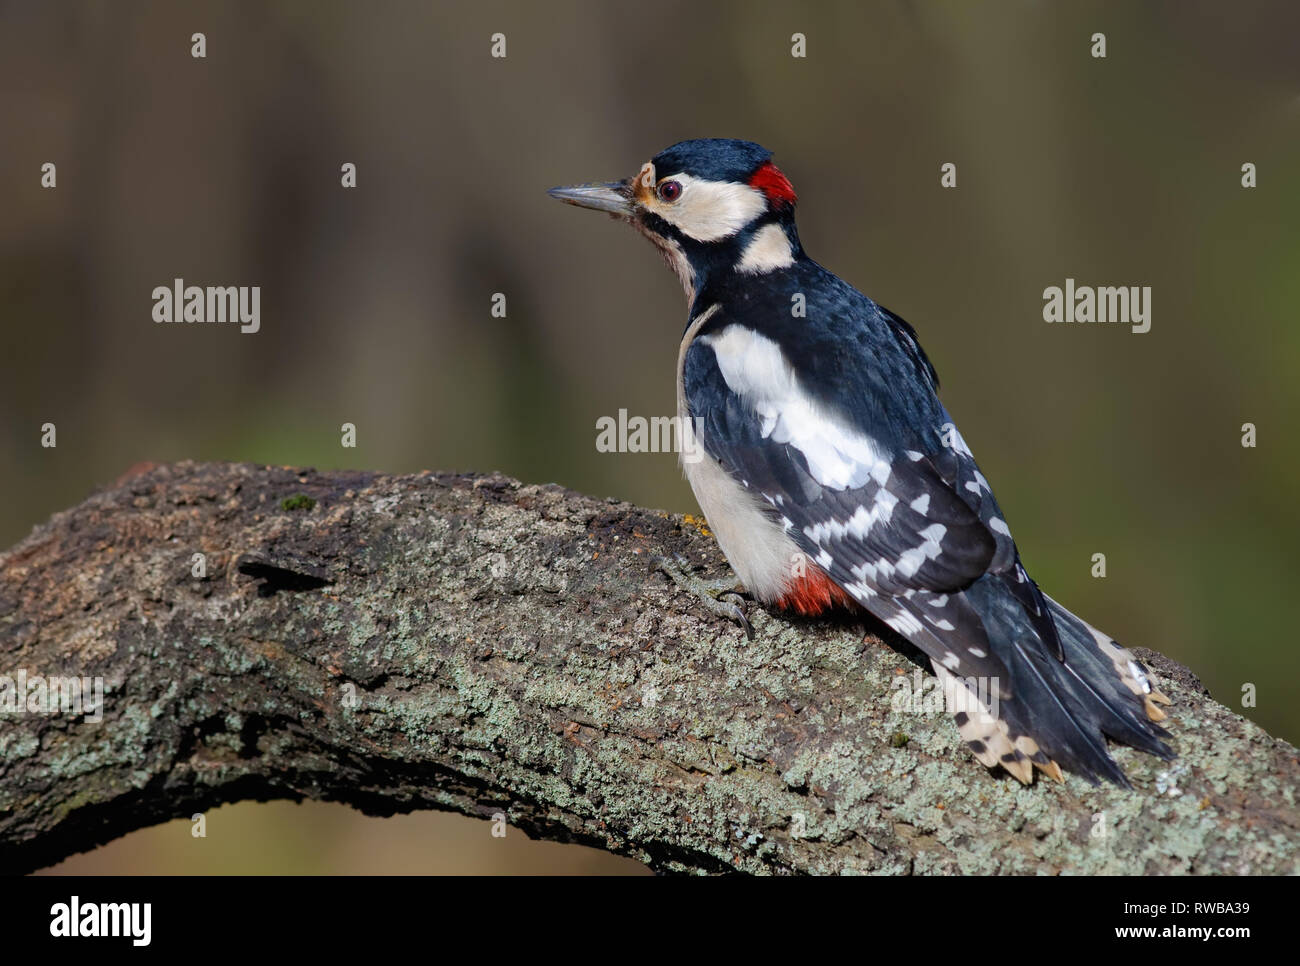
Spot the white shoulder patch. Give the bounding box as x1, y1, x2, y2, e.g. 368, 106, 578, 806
698, 324, 892, 490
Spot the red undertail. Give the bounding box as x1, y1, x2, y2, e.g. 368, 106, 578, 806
776, 566, 859, 616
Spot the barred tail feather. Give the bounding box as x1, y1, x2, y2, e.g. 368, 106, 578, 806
1044, 594, 1176, 740
956, 577, 1175, 787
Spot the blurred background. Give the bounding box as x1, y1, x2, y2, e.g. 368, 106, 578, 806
3, 0, 1297, 873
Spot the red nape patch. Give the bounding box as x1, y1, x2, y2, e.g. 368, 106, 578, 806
748, 161, 797, 208
776, 567, 858, 616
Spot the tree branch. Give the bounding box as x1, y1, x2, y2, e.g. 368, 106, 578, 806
1, 461, 1295, 874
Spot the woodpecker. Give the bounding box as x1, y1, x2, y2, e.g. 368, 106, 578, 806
549, 138, 1174, 787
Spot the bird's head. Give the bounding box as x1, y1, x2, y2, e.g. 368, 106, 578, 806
549, 138, 802, 298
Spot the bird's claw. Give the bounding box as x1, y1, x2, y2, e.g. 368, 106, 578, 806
652, 555, 754, 640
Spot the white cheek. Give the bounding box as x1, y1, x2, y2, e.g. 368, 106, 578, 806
649, 174, 767, 242
736, 223, 795, 274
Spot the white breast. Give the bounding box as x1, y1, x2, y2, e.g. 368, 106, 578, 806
676, 306, 803, 603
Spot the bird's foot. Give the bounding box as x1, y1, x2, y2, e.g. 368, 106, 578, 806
652, 554, 754, 640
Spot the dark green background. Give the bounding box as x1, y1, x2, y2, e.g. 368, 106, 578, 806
4, 0, 1297, 873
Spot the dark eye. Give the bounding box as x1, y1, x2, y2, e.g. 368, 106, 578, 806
657, 180, 682, 203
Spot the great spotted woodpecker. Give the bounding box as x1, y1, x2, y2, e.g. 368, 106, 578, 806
549, 138, 1173, 786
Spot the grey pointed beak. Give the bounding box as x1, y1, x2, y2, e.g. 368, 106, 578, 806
547, 180, 633, 217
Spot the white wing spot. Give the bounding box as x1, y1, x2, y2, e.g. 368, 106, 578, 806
886, 610, 924, 636
896, 523, 947, 579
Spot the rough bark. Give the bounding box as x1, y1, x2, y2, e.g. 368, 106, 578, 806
0, 461, 1295, 875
